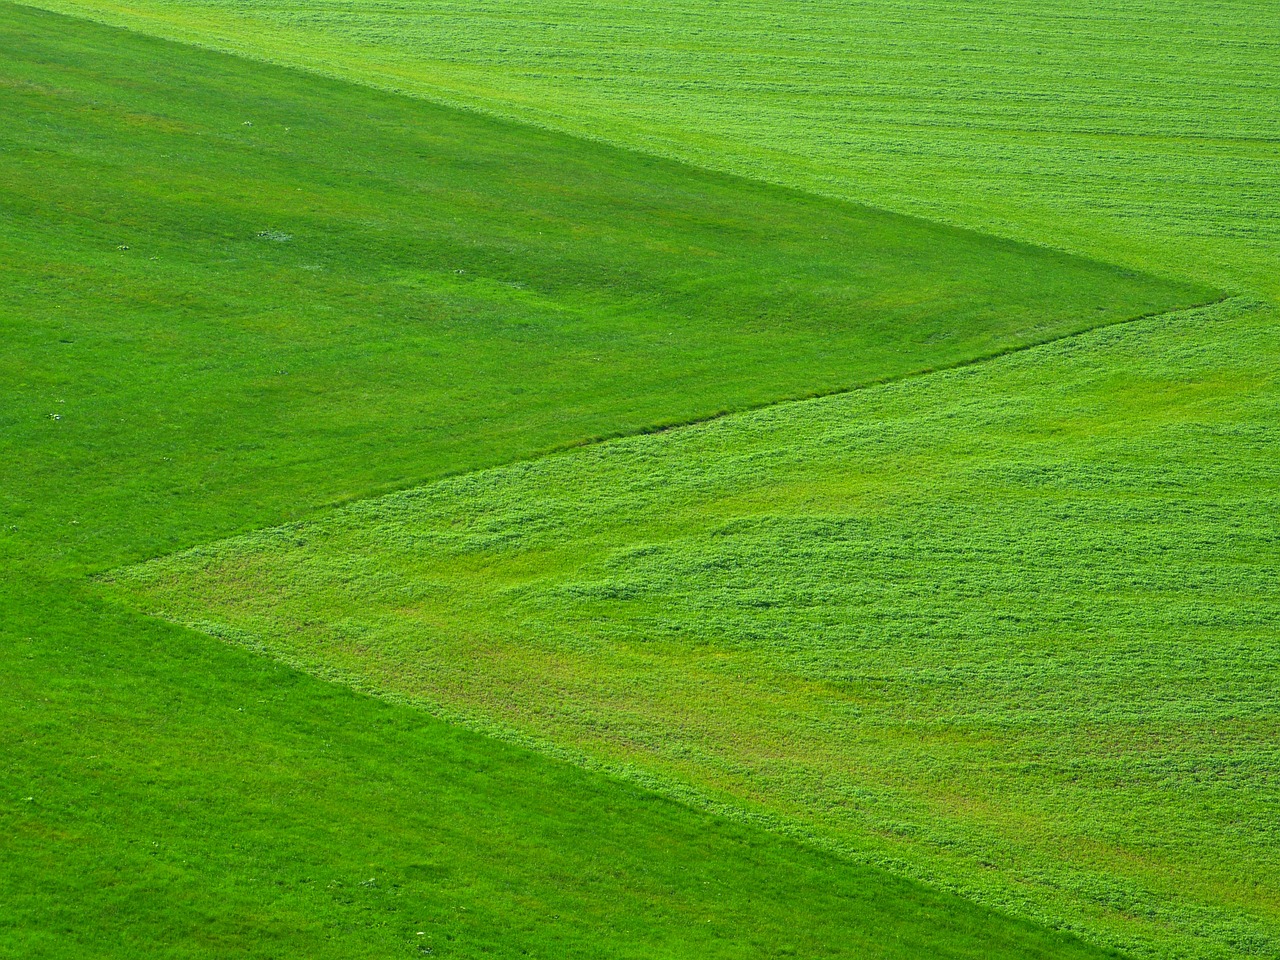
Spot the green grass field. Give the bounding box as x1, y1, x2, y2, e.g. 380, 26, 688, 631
6, 581, 1124, 960
3, 2, 1199, 570
111, 295, 1280, 958
17, 0, 1277, 294
4, 0, 1276, 957
0, 3, 1172, 957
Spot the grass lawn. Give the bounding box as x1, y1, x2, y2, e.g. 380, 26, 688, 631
4, 0, 1274, 957
4, 573, 1121, 960
112, 296, 1280, 959
0, 3, 1155, 957
0, 3, 1202, 571
17, 0, 1277, 295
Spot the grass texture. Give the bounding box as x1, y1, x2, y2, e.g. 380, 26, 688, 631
0, 4, 1144, 957
0, 2, 1199, 572
4, 575, 1118, 960
112, 297, 1280, 959
3, 0, 1274, 957
18, 0, 1278, 296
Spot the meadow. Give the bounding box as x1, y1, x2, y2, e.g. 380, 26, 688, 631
112, 296, 1280, 958
0, 3, 1154, 957
5, 578, 1119, 960
4, 0, 1276, 957
18, 0, 1278, 294
2, 1, 1195, 570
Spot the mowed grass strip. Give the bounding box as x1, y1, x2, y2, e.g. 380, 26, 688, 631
0, 2, 1210, 572
112, 298, 1280, 959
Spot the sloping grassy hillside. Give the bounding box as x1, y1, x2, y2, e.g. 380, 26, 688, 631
0, 5, 1140, 957
0, 3, 1199, 571
5, 0, 1273, 957
19, 0, 1277, 295
112, 296, 1280, 959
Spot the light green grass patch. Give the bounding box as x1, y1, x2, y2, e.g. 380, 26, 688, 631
111, 297, 1280, 959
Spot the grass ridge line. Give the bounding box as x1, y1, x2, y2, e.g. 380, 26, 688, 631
300, 292, 1239, 521
7, 0, 1219, 289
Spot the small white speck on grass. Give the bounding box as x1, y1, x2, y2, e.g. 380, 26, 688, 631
117, 244, 129, 251
48, 413, 61, 421
243, 120, 253, 126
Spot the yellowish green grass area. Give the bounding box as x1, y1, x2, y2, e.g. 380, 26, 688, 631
112, 295, 1280, 959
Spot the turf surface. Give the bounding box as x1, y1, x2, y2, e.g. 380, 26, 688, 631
1, 2, 1200, 570
4, 575, 1119, 960
4, 0, 1274, 957
0, 3, 1154, 957
19, 0, 1277, 294
113, 297, 1280, 959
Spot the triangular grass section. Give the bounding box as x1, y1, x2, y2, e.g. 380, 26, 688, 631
110, 297, 1280, 958
1, 1, 1212, 574
20, 0, 1275, 298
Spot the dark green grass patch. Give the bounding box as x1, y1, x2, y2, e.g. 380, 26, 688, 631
0, 2, 1209, 572
114, 299, 1280, 958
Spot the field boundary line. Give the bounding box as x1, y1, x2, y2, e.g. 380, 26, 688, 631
300, 292, 1242, 518
6, 0, 1226, 289
91, 293, 1244, 568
